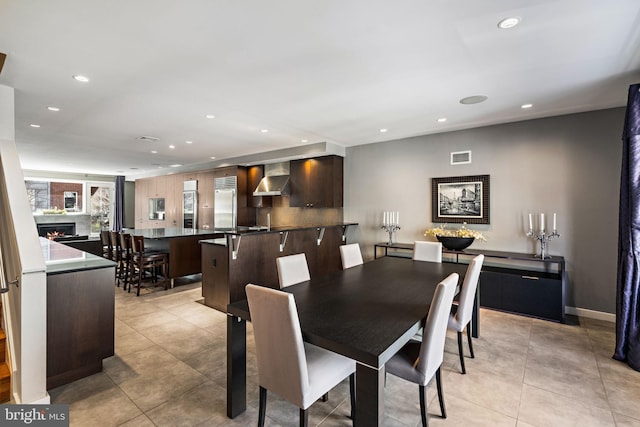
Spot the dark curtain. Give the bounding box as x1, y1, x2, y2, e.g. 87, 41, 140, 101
113, 175, 125, 232
615, 83, 640, 371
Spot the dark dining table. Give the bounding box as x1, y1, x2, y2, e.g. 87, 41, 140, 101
226, 256, 474, 426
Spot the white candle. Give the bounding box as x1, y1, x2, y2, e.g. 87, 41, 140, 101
391, 211, 395, 225
528, 213, 533, 231
396, 211, 399, 225
553, 213, 557, 232
384, 211, 387, 226
540, 213, 545, 234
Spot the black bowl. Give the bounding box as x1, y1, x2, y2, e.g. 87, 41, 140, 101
436, 236, 475, 251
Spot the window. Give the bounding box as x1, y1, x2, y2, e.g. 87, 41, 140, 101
25, 180, 83, 214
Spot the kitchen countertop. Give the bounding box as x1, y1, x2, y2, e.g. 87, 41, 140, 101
40, 237, 116, 275
200, 223, 358, 246
125, 227, 223, 239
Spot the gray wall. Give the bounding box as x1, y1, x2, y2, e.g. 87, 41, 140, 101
344, 107, 625, 314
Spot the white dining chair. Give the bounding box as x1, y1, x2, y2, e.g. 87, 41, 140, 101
448, 254, 484, 374
413, 241, 442, 263
340, 243, 363, 269
245, 284, 356, 427
276, 253, 311, 288
385, 273, 458, 427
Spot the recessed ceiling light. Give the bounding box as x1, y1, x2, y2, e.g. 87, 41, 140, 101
169, 145, 175, 149
498, 17, 520, 29
205, 114, 215, 119
261, 129, 269, 133
459, 95, 488, 105
151, 150, 158, 154
170, 164, 182, 168
521, 103, 533, 109
210, 156, 216, 160
72, 75, 90, 82
185, 140, 193, 144
47, 106, 60, 112
30, 124, 40, 128
437, 117, 447, 123
301, 139, 308, 143
379, 128, 388, 133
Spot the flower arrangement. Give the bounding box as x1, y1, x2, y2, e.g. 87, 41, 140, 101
424, 222, 486, 241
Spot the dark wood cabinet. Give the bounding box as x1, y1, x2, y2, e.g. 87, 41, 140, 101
247, 165, 271, 208
481, 268, 564, 322
444, 249, 566, 323
290, 155, 343, 208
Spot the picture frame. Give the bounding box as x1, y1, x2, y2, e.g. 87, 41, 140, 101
431, 174, 490, 224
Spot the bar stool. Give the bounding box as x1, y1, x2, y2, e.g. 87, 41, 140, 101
130, 235, 169, 296
100, 230, 112, 259
109, 231, 123, 287
118, 233, 133, 292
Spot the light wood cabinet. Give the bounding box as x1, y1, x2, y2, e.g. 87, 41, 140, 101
197, 171, 214, 229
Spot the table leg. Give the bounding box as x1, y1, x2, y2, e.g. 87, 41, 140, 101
355, 363, 384, 426
227, 314, 246, 418
472, 280, 480, 338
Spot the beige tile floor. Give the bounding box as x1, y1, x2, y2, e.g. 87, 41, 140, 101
50, 278, 640, 426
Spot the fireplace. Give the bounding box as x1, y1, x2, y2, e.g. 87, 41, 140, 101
36, 222, 88, 241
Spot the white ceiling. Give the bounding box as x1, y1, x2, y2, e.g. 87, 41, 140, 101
1, 0, 639, 178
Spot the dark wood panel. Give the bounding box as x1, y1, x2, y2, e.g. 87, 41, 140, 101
47, 267, 114, 389
202, 243, 230, 311
290, 155, 343, 208
201, 226, 351, 311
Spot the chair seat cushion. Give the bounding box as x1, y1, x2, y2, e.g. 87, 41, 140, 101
385, 340, 428, 385
302, 343, 355, 409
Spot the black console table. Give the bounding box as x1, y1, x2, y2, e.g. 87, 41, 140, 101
374, 242, 566, 323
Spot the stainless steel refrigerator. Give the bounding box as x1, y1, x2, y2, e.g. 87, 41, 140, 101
183, 180, 198, 228
214, 176, 237, 230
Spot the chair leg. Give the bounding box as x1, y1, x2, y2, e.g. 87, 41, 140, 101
419, 384, 428, 427
258, 387, 267, 427
299, 408, 308, 427
349, 372, 356, 422
467, 324, 475, 358
435, 367, 446, 419
137, 263, 143, 296
457, 331, 466, 374
321, 392, 329, 402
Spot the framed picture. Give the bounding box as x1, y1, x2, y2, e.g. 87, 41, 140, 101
431, 175, 490, 224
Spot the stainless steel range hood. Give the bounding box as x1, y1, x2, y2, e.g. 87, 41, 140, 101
253, 162, 290, 196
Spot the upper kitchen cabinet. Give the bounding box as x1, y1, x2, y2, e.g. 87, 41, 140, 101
290, 155, 343, 208
247, 165, 272, 208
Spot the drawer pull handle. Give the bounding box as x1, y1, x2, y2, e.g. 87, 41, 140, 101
522, 275, 539, 280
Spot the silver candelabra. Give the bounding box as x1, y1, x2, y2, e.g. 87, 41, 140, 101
527, 229, 560, 259
381, 224, 401, 245
527, 212, 559, 259
382, 211, 400, 244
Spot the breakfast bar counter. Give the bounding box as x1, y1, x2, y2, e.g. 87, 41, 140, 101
200, 223, 357, 311
41, 238, 117, 389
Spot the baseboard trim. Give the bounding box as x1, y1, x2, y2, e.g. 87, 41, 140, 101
565, 306, 615, 323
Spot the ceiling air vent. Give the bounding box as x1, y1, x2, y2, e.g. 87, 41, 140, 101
451, 150, 471, 165
137, 135, 160, 142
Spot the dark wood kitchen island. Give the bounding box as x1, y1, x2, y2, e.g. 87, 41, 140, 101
200, 223, 357, 312
127, 227, 222, 286
41, 237, 117, 389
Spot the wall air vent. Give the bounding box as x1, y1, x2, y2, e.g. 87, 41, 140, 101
137, 135, 160, 142
451, 150, 472, 165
